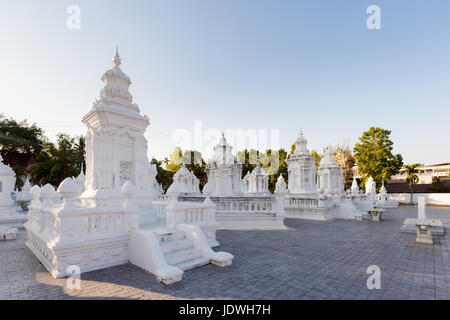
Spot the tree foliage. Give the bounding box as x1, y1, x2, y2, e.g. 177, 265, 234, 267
164, 147, 208, 190
404, 163, 421, 204
151, 157, 174, 191
353, 127, 403, 190
29, 134, 85, 186
310, 149, 322, 171
0, 114, 46, 166
237, 148, 288, 192
429, 177, 450, 193
334, 144, 356, 190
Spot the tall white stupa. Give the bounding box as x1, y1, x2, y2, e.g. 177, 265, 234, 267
80, 47, 159, 206
286, 129, 318, 196
317, 146, 345, 198
205, 134, 243, 197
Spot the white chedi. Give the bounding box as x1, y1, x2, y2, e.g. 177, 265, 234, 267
0, 154, 16, 216
274, 175, 288, 195
286, 129, 318, 196
80, 47, 151, 206
16, 177, 33, 211
166, 165, 201, 197
365, 176, 377, 202
350, 177, 360, 196
317, 146, 345, 197
246, 163, 270, 195
376, 181, 398, 208
17, 177, 32, 203
206, 134, 243, 197
242, 172, 250, 194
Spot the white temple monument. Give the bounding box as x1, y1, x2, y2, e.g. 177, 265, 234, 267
285, 130, 367, 221
166, 134, 287, 230
317, 146, 345, 198
205, 133, 243, 197
0, 155, 26, 237
375, 182, 398, 208
365, 176, 377, 203
287, 130, 318, 196
80, 46, 157, 207
24, 48, 232, 284
246, 163, 270, 195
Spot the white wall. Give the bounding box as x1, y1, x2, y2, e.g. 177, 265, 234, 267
389, 193, 450, 206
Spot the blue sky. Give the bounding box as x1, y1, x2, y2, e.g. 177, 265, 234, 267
1, 0, 450, 164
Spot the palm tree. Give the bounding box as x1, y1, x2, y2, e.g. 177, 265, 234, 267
404, 163, 422, 204
29, 134, 84, 187
12, 166, 27, 190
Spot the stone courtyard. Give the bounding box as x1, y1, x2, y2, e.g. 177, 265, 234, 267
1, 205, 449, 300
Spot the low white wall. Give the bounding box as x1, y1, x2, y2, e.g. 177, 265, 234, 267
389, 193, 450, 206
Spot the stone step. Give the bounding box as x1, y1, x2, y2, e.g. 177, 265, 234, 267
159, 231, 186, 243
161, 238, 193, 254
175, 257, 210, 271
165, 248, 203, 266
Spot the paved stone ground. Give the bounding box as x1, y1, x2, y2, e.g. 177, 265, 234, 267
1, 205, 449, 300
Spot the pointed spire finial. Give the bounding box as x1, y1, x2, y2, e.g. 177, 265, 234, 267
112, 45, 121, 68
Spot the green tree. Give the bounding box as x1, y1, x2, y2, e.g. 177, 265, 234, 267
353, 127, 403, 190
164, 148, 208, 190
260, 148, 288, 193
0, 114, 47, 186
151, 157, 173, 191
236, 149, 260, 178
12, 166, 27, 190
0, 114, 46, 165
404, 163, 421, 204
29, 134, 85, 186
165, 147, 183, 173
183, 150, 207, 190
334, 145, 356, 190
311, 149, 322, 171
236, 148, 288, 193
429, 177, 450, 193
289, 144, 296, 155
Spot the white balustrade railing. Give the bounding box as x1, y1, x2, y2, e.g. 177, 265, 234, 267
85, 212, 124, 234
25, 180, 140, 243
165, 197, 215, 229
214, 197, 276, 215
285, 196, 332, 209
152, 200, 167, 221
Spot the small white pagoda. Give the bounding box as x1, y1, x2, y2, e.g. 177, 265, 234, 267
0, 155, 27, 231
16, 177, 32, 209
246, 163, 270, 195
166, 164, 201, 196
287, 130, 318, 196
169, 134, 286, 230
317, 146, 345, 198
365, 176, 377, 203
376, 182, 398, 208
205, 134, 243, 197
285, 130, 367, 221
